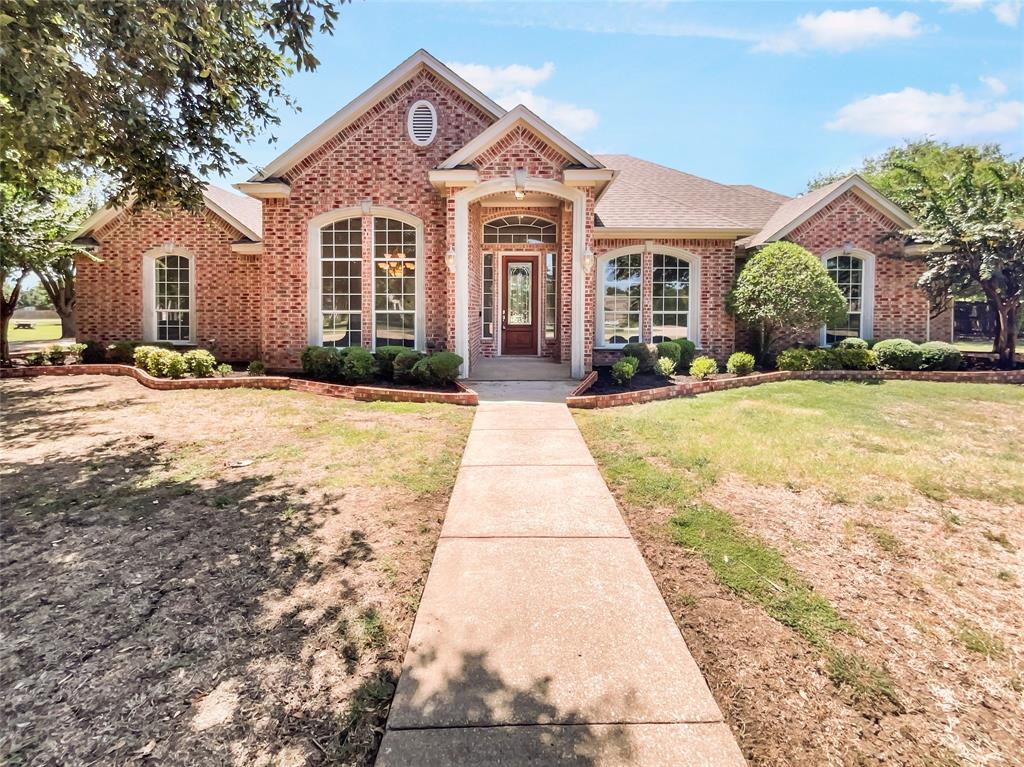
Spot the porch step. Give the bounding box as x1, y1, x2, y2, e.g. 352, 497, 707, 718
469, 357, 572, 381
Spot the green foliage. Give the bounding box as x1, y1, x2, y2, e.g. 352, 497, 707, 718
0, 1, 342, 208
301, 345, 347, 381
183, 349, 216, 378
107, 340, 136, 364
612, 356, 639, 386
81, 340, 105, 363
133, 345, 162, 370
342, 347, 379, 384
15, 284, 51, 309
147, 349, 187, 379
621, 342, 658, 373
726, 352, 756, 376
216, 363, 234, 377
776, 347, 841, 371
654, 356, 677, 377
873, 339, 923, 371
412, 352, 463, 386
728, 242, 848, 360
834, 347, 878, 370
373, 345, 409, 380
689, 355, 719, 380
919, 341, 963, 371
834, 337, 869, 349
66, 342, 87, 363
656, 341, 682, 366
674, 338, 697, 368
24, 350, 46, 366
44, 344, 68, 364
392, 350, 424, 383
247, 360, 266, 376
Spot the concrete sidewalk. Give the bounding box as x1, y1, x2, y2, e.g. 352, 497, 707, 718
376, 398, 746, 766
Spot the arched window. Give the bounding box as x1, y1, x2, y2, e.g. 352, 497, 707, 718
823, 249, 874, 345
598, 252, 641, 346
373, 216, 418, 348
652, 253, 690, 343
320, 217, 362, 348
483, 215, 556, 244
143, 249, 195, 343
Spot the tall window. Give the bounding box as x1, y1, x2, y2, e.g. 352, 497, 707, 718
320, 217, 362, 347
482, 252, 494, 339
544, 252, 557, 340
600, 253, 641, 346
154, 255, 191, 342
652, 254, 689, 342
825, 254, 864, 344
483, 216, 556, 244
373, 217, 417, 347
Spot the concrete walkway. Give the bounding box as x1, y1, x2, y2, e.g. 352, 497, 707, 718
376, 394, 746, 766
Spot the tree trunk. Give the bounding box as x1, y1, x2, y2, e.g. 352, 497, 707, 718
994, 303, 1019, 369
1, 277, 22, 366
36, 258, 76, 339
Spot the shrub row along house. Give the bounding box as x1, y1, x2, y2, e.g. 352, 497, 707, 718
72, 49, 952, 377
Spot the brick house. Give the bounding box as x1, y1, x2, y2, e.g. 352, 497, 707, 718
73, 49, 949, 376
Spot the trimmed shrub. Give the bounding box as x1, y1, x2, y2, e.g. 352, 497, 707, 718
673, 338, 697, 368
807, 348, 838, 370
412, 351, 463, 387
834, 337, 869, 350
300, 345, 346, 380
393, 350, 424, 383
81, 340, 106, 363
919, 341, 963, 371
834, 346, 878, 370
654, 356, 676, 377
216, 363, 234, 377
66, 343, 87, 364
148, 349, 187, 378
656, 341, 682, 367
621, 342, 658, 373
247, 360, 266, 376
612, 356, 639, 386
373, 345, 409, 380
183, 349, 216, 378
45, 344, 68, 364
24, 351, 47, 366
133, 345, 162, 370
689, 355, 718, 380
341, 347, 379, 384
874, 339, 923, 371
107, 340, 136, 364
726, 351, 756, 376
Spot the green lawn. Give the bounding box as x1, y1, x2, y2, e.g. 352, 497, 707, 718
6, 318, 63, 342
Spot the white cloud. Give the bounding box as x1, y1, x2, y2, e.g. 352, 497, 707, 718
827, 86, 1024, 138
993, 0, 1022, 25
980, 75, 1009, 94
755, 7, 924, 54
448, 61, 598, 136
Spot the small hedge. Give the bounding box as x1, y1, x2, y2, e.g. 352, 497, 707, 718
689, 355, 718, 380
655, 341, 682, 367
874, 339, 923, 371
726, 352, 756, 376
919, 341, 963, 371
247, 360, 266, 376
621, 343, 658, 373
654, 356, 676, 377
107, 340, 136, 364
833, 337, 869, 350
393, 350, 424, 383
411, 351, 462, 386
374, 345, 410, 378
81, 340, 106, 363
342, 347, 379, 384
674, 338, 697, 368
612, 356, 639, 386
300, 345, 347, 380
216, 363, 234, 377
183, 349, 216, 378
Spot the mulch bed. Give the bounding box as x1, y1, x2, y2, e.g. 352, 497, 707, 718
588, 366, 737, 395
288, 373, 461, 393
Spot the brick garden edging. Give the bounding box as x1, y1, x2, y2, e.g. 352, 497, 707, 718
0, 364, 479, 406
566, 368, 1024, 409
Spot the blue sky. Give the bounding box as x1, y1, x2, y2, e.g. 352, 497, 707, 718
223, 0, 1024, 196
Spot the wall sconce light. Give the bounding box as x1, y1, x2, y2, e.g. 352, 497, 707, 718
445, 248, 456, 272
842, 241, 853, 255
360, 198, 372, 215
583, 248, 595, 272
513, 168, 527, 200
162, 240, 175, 253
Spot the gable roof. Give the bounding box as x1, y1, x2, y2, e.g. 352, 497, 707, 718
739, 174, 914, 248
249, 49, 506, 182
74, 185, 262, 242
438, 105, 603, 170
593, 155, 789, 231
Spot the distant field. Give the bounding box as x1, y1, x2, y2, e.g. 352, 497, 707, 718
7, 319, 63, 343
955, 339, 994, 352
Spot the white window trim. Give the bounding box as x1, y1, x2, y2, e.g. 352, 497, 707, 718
315, 213, 363, 349
594, 245, 701, 349
482, 213, 558, 244
142, 247, 196, 345
820, 247, 875, 346
306, 207, 425, 351
407, 99, 437, 147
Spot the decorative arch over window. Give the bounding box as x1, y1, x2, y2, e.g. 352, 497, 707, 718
821, 247, 875, 345
483, 215, 556, 244
142, 247, 195, 344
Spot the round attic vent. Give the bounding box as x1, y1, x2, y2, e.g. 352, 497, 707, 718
407, 100, 437, 146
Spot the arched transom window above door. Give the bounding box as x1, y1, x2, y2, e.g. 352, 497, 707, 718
483, 215, 556, 244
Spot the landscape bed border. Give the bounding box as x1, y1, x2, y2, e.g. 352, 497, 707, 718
0, 364, 480, 406
566, 368, 1024, 409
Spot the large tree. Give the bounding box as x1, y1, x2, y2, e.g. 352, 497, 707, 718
0, 0, 342, 210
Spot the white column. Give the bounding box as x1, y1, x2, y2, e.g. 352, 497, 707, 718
569, 188, 586, 379
454, 196, 470, 376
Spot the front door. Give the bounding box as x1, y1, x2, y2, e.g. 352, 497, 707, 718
502, 255, 538, 355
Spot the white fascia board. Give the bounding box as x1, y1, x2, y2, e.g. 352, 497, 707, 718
251, 49, 505, 182
427, 168, 479, 193
73, 204, 124, 239
233, 182, 291, 199
563, 168, 616, 185
765, 175, 915, 243
593, 227, 757, 240
439, 105, 603, 170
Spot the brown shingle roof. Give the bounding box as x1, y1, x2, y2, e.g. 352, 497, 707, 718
593, 155, 790, 231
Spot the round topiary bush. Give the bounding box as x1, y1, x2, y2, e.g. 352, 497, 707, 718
834, 337, 869, 349
247, 360, 266, 376
834, 347, 878, 370
689, 355, 718, 380
726, 351, 756, 376
412, 351, 463, 386
873, 339, 923, 370
393, 350, 424, 383
374, 345, 410, 379
341, 347, 379, 384
919, 341, 963, 371
612, 356, 639, 386
776, 348, 811, 371
621, 342, 658, 373
656, 341, 681, 367
674, 338, 697, 368
300, 345, 346, 380
183, 349, 216, 378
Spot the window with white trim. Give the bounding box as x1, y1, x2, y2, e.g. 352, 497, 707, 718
544, 252, 557, 340
600, 252, 641, 346
154, 254, 192, 342
373, 217, 417, 348
482, 252, 494, 339
483, 216, 556, 244
652, 254, 689, 343
320, 217, 362, 348
825, 254, 865, 344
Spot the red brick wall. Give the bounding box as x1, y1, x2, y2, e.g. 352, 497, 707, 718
261, 70, 496, 369
77, 208, 260, 361
475, 125, 570, 182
